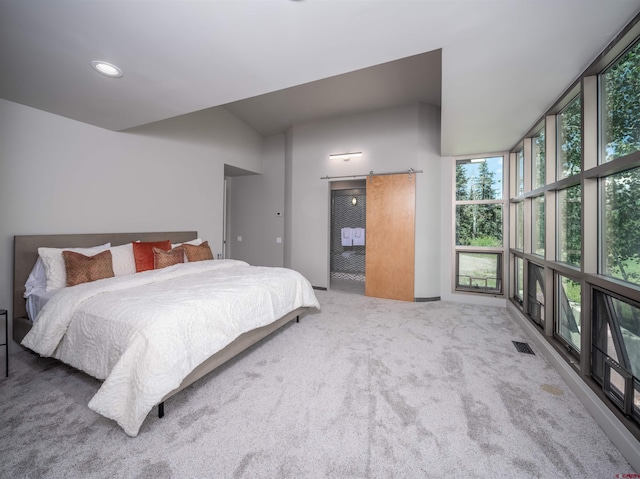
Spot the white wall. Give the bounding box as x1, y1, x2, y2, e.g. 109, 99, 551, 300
285, 103, 443, 297
227, 134, 285, 267
0, 99, 263, 350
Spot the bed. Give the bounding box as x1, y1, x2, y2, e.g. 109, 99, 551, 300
13, 232, 320, 436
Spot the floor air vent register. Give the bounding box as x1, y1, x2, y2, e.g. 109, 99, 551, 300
512, 341, 535, 355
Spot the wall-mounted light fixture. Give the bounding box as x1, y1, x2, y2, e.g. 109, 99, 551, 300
352, 197, 357, 206
330, 152, 362, 161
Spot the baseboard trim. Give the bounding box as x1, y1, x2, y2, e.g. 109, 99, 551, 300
414, 296, 441, 302
506, 302, 640, 472
312, 286, 327, 291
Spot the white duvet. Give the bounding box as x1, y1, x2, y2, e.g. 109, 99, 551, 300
22, 260, 320, 437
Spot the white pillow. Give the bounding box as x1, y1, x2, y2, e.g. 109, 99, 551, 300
110, 243, 137, 276
172, 238, 204, 262
171, 238, 203, 248
38, 243, 111, 291
24, 257, 47, 298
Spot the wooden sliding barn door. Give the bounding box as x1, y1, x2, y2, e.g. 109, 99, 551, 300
365, 173, 415, 301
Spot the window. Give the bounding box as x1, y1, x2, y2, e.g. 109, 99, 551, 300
557, 275, 581, 353
516, 150, 524, 196
456, 156, 503, 201
454, 155, 505, 295
532, 128, 546, 189
557, 185, 581, 267
456, 205, 502, 246
456, 252, 502, 293
515, 256, 524, 304
515, 201, 524, 250
528, 263, 545, 327
557, 95, 582, 179
532, 195, 545, 257
592, 290, 640, 420
504, 21, 640, 433
601, 167, 640, 287
601, 40, 640, 163
456, 157, 503, 247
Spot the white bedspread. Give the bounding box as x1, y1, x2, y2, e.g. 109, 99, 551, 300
22, 260, 320, 436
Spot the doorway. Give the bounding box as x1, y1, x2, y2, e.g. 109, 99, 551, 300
330, 180, 366, 295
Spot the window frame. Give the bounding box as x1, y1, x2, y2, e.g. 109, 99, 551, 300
599, 166, 640, 288
455, 251, 503, 294
556, 183, 582, 268
532, 194, 545, 258
555, 273, 582, 356
527, 261, 545, 327
599, 37, 640, 165
592, 287, 640, 420
452, 153, 507, 296
505, 15, 640, 435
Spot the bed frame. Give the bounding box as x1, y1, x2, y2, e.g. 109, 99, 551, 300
13, 232, 306, 417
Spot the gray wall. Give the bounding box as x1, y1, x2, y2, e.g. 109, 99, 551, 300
284, 128, 294, 269
227, 135, 285, 266
285, 103, 443, 297
0, 99, 263, 350
0, 96, 504, 357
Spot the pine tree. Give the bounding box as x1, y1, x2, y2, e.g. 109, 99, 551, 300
455, 164, 473, 245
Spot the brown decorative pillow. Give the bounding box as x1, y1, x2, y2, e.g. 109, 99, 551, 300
132, 240, 172, 272
62, 250, 115, 287
183, 241, 214, 262
153, 246, 185, 269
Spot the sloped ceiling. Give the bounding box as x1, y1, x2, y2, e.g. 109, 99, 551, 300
1, 0, 639, 156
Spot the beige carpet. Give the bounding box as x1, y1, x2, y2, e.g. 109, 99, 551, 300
0, 289, 634, 478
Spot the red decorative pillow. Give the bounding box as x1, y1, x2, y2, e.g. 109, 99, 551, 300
132, 240, 171, 272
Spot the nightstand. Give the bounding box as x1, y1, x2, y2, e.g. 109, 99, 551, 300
0, 309, 7, 377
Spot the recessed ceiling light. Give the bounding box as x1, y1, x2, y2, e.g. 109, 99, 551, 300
90, 60, 123, 78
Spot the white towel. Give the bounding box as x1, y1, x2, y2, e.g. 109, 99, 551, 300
353, 228, 365, 246
341, 228, 353, 246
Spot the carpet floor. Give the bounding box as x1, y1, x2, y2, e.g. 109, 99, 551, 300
0, 288, 635, 478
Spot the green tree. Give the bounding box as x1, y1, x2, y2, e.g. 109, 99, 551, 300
558, 96, 582, 178
560, 185, 581, 267
533, 196, 545, 255
556, 95, 582, 266
455, 164, 470, 201
470, 161, 501, 246
603, 40, 640, 161
456, 160, 502, 247
517, 150, 524, 195
604, 168, 640, 285
473, 160, 496, 200
533, 129, 545, 188
601, 40, 640, 334
455, 164, 473, 245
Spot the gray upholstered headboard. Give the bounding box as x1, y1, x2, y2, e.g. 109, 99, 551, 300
13, 231, 198, 341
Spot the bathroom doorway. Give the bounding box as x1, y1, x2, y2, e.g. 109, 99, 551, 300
330, 180, 366, 295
